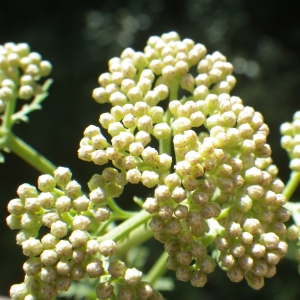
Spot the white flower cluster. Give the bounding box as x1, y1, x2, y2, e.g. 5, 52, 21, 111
0, 42, 52, 113
7, 167, 162, 299
79, 31, 290, 290
280, 111, 300, 172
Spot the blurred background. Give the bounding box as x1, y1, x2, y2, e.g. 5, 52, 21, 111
1, 0, 300, 299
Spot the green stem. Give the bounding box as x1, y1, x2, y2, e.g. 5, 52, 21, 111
3, 95, 18, 130
107, 197, 138, 219
117, 222, 154, 257
283, 171, 300, 201
5, 132, 56, 174
97, 209, 152, 243
143, 250, 168, 285
159, 79, 179, 156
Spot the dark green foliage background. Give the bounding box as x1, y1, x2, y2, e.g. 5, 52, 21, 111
0, 0, 300, 299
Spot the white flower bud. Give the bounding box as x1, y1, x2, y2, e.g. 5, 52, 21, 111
69, 230, 88, 248
22, 237, 43, 257
53, 167, 72, 187
73, 215, 91, 231
135, 130, 151, 146
40, 249, 58, 266
55, 196, 71, 213
55, 240, 73, 258
17, 183, 38, 199
260, 233, 280, 249
137, 115, 153, 132
99, 240, 117, 256
141, 171, 159, 188
51, 220, 68, 238
86, 258, 103, 278
10, 283, 28, 299
153, 123, 171, 140
41, 233, 59, 249
73, 195, 90, 211
23, 257, 42, 276
56, 261, 71, 276
124, 267, 143, 286
7, 198, 25, 215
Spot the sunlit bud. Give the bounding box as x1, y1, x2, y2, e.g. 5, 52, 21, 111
135, 130, 151, 146
22, 237, 43, 257
227, 222, 242, 237
259, 233, 280, 249
231, 244, 245, 258
220, 253, 235, 269
154, 185, 170, 202
68, 230, 88, 248
238, 255, 253, 270
40, 249, 58, 267
175, 160, 191, 177
159, 204, 173, 220
6, 214, 22, 230
141, 171, 159, 188
85, 258, 103, 278
276, 241, 288, 258
84, 240, 99, 256
250, 243, 266, 258
92, 87, 109, 103
265, 250, 280, 265
164, 173, 180, 190
54, 240, 73, 259
10, 283, 29, 298
153, 122, 171, 140
142, 147, 159, 165
41, 233, 59, 249
215, 236, 230, 251
194, 85, 209, 100
51, 220, 68, 238
53, 167, 72, 188
171, 187, 186, 203
92, 206, 110, 222
290, 158, 300, 171
17, 183, 38, 199
23, 257, 42, 276
149, 59, 164, 75
71, 249, 86, 265
243, 218, 260, 234
172, 117, 192, 132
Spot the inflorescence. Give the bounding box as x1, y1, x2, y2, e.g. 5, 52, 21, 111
7, 32, 291, 299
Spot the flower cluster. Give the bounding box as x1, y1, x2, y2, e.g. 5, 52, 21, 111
7, 167, 162, 299
0, 42, 52, 113
280, 111, 300, 172
79, 31, 290, 289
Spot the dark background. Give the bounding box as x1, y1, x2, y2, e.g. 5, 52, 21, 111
1, 0, 300, 299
